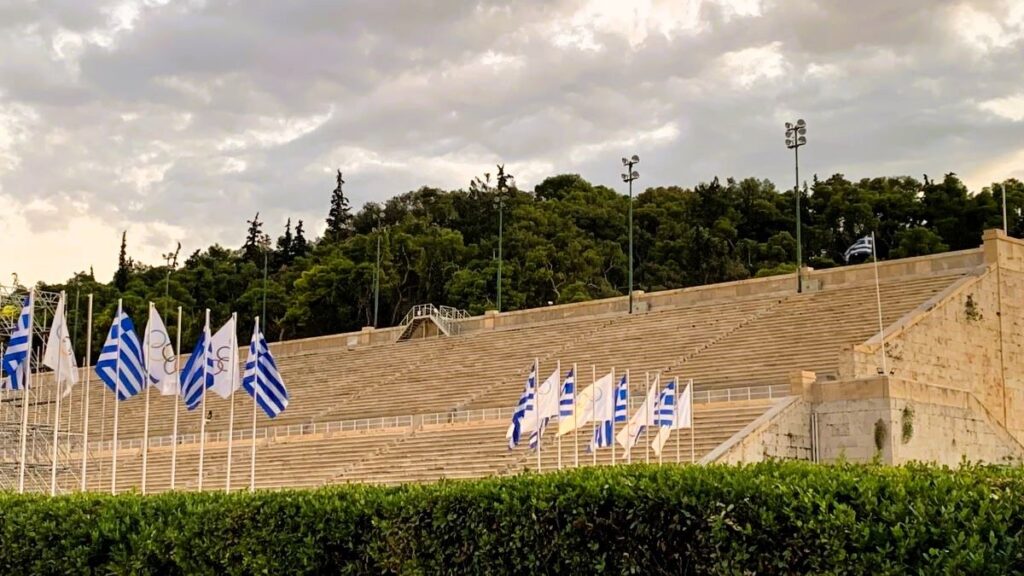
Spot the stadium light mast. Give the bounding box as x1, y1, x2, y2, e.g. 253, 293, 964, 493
373, 208, 382, 328
496, 165, 513, 313
784, 119, 807, 293
621, 155, 640, 314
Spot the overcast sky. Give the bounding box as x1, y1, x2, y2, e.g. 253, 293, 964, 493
1, 0, 1022, 285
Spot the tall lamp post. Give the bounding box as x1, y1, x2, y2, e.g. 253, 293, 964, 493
495, 165, 513, 313
621, 155, 640, 314
784, 119, 807, 293
373, 209, 382, 328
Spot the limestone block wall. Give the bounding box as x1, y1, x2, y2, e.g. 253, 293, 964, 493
705, 397, 813, 464
889, 398, 1023, 466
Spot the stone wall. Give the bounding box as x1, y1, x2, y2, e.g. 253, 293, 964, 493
705, 396, 813, 464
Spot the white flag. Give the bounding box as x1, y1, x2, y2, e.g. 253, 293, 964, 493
616, 376, 661, 453
651, 380, 693, 456
534, 368, 561, 422
208, 316, 241, 398
557, 370, 613, 436
143, 306, 178, 395
43, 293, 78, 397
591, 370, 616, 423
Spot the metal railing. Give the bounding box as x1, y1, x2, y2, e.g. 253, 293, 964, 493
399, 304, 470, 336
66, 383, 789, 454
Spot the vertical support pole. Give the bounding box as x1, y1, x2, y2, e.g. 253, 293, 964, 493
80, 294, 92, 491
171, 306, 182, 490
250, 316, 260, 492
141, 302, 153, 494
198, 308, 210, 491
18, 290, 35, 493
226, 313, 238, 493
110, 299, 123, 495
50, 292, 67, 495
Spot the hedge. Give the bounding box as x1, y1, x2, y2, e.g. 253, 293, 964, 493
1, 462, 1023, 574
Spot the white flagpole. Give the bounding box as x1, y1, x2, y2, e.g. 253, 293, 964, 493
591, 365, 597, 466
644, 372, 651, 465
556, 359, 561, 471
170, 306, 181, 490
659, 378, 666, 466
690, 379, 695, 464
611, 366, 616, 465
17, 289, 36, 494
141, 302, 154, 494
573, 362, 578, 468
111, 299, 123, 495
626, 369, 631, 465
249, 316, 260, 492
676, 377, 681, 464
226, 313, 238, 493
80, 294, 92, 491
198, 308, 210, 491
534, 357, 541, 473
872, 232, 888, 374
49, 291, 67, 495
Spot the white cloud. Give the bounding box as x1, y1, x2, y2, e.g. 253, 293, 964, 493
719, 41, 788, 88
217, 107, 334, 152
948, 2, 1024, 53
979, 93, 1024, 122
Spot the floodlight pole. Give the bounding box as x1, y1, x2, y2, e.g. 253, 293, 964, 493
621, 156, 640, 314
373, 210, 382, 328
496, 165, 513, 313
784, 120, 808, 293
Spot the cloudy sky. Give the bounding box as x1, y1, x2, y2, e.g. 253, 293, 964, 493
1, 0, 1022, 285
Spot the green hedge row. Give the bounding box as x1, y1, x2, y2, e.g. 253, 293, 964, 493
2, 462, 1023, 575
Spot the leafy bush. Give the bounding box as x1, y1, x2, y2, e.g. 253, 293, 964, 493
1, 462, 1023, 574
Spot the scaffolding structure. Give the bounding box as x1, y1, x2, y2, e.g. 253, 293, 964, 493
0, 286, 85, 493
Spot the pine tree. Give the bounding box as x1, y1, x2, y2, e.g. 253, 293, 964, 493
243, 212, 264, 262
114, 230, 130, 291
276, 218, 295, 265
293, 219, 309, 257
325, 170, 353, 241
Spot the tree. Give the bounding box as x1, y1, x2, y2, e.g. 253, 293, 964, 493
325, 170, 353, 241
293, 220, 309, 258
276, 218, 294, 266
243, 212, 265, 262
114, 231, 131, 291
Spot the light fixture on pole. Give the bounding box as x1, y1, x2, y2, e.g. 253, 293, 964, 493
495, 165, 513, 313
621, 155, 640, 314
373, 208, 382, 328
784, 119, 807, 293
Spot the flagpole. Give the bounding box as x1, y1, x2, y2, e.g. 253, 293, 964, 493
226, 313, 238, 493
111, 299, 123, 495
676, 377, 681, 464
625, 369, 631, 465
556, 359, 561, 471
871, 232, 888, 374
591, 365, 596, 466
644, 372, 651, 465
534, 357, 541, 473
49, 291, 67, 495
690, 380, 695, 464
658, 377, 664, 466
249, 316, 260, 492
171, 306, 181, 490
198, 308, 210, 491
80, 294, 92, 491
17, 290, 36, 493
611, 366, 616, 466
573, 362, 578, 468
141, 302, 154, 495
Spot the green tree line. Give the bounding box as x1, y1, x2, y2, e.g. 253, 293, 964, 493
17, 171, 1024, 359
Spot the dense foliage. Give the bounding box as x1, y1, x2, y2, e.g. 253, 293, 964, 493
17, 171, 1024, 358
1, 462, 1022, 574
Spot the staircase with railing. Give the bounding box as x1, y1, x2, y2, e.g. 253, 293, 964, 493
397, 304, 470, 341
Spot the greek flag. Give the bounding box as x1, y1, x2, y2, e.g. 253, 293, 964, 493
242, 322, 289, 418
95, 304, 147, 401
1, 294, 33, 391
529, 367, 561, 450
587, 370, 617, 451
179, 321, 214, 410
844, 235, 874, 263
654, 378, 677, 427
614, 373, 629, 423
558, 367, 575, 420
506, 363, 537, 449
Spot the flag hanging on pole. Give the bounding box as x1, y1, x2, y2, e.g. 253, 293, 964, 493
557, 367, 575, 424
209, 316, 240, 399
143, 307, 178, 395
43, 292, 78, 397
844, 235, 874, 263
529, 367, 561, 449
95, 307, 147, 401
587, 370, 618, 451
651, 379, 693, 456
241, 323, 289, 418
179, 319, 214, 410
506, 363, 537, 449
616, 373, 659, 454
1, 295, 33, 391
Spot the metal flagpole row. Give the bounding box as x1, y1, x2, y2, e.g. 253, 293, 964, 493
226, 313, 238, 493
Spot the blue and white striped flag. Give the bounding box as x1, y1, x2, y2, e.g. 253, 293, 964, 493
506, 363, 537, 449
179, 319, 214, 410
529, 367, 561, 450
242, 321, 288, 418
614, 373, 628, 423
558, 367, 575, 421
1, 294, 33, 391
95, 303, 147, 401
654, 378, 677, 427
587, 370, 617, 451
